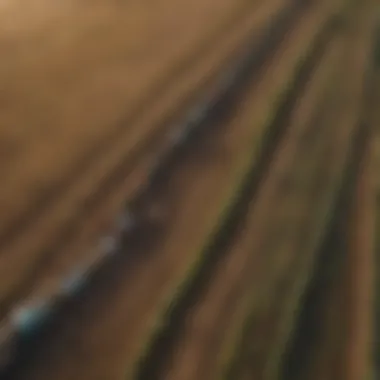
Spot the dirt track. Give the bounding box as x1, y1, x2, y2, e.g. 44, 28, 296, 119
0, 0, 377, 379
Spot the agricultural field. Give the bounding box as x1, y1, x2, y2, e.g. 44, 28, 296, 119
0, 0, 378, 379
0, 0, 287, 307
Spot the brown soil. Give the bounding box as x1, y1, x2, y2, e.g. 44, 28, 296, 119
4, 3, 319, 380
0, 0, 287, 306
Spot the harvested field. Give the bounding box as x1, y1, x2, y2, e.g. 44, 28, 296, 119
0, 0, 378, 379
